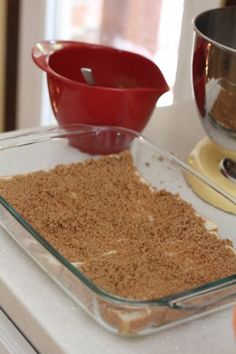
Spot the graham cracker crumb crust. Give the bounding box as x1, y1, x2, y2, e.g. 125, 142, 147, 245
1, 150, 236, 300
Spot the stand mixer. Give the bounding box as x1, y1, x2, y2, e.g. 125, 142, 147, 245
187, 7, 236, 213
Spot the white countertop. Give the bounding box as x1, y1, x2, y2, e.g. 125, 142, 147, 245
0, 309, 37, 354
0, 101, 235, 354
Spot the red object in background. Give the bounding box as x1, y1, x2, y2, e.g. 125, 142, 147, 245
32, 41, 168, 130
32, 41, 168, 154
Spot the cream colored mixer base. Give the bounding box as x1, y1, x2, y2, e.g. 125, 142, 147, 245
186, 137, 236, 214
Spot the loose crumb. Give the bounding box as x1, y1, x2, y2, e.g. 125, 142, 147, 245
0, 150, 236, 300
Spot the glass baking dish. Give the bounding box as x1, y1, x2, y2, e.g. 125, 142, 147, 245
0, 124, 236, 336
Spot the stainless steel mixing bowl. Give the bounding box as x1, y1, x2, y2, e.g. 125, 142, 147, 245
193, 6, 236, 179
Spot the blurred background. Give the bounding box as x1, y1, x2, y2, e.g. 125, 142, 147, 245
0, 0, 234, 132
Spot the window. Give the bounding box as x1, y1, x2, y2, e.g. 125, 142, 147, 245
17, 0, 222, 129
51, 0, 184, 107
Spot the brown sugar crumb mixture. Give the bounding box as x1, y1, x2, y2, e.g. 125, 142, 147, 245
1, 150, 236, 300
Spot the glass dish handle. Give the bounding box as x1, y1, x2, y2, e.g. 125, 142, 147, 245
169, 278, 236, 310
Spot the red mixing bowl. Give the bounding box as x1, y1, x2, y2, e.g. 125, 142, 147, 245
32, 40, 169, 153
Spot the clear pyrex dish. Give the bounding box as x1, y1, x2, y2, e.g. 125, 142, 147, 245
0, 124, 236, 336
